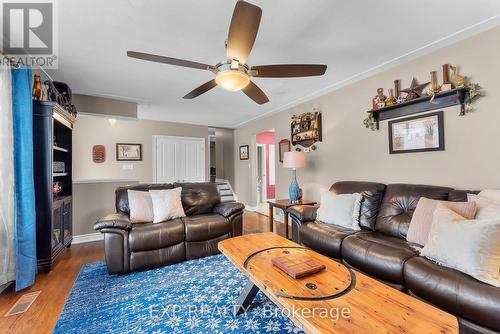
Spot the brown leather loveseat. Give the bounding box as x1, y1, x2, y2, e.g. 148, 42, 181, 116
289, 181, 500, 334
94, 182, 244, 275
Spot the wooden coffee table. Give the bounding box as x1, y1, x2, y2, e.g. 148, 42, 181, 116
218, 233, 458, 334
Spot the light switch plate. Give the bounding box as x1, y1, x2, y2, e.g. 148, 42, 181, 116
122, 164, 134, 170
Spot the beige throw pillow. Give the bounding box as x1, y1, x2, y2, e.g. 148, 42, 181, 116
128, 190, 154, 223
468, 193, 500, 220
421, 204, 500, 287
407, 197, 477, 246
149, 188, 186, 223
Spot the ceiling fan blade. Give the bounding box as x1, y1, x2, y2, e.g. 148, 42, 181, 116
127, 51, 215, 71
242, 81, 269, 105
183, 80, 217, 99
251, 64, 327, 78
226, 1, 262, 64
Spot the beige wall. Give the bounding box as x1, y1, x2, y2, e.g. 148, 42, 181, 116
234, 26, 500, 206
73, 115, 209, 182
72, 112, 209, 236
73, 181, 138, 236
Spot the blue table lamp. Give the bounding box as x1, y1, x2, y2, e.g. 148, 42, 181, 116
283, 151, 306, 203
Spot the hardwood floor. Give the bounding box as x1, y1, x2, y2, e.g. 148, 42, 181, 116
0, 211, 283, 334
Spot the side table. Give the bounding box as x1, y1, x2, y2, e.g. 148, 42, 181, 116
267, 199, 317, 239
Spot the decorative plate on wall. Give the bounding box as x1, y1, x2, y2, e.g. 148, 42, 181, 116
92, 145, 105, 163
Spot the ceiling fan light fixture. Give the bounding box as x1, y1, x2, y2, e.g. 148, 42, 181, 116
215, 70, 250, 91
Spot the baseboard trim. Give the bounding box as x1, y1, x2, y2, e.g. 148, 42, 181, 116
244, 205, 258, 212
72, 232, 103, 244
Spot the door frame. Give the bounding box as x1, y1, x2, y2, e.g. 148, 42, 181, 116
256, 143, 267, 205
152, 135, 206, 183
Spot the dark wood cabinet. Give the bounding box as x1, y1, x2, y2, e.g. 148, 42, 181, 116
33, 100, 76, 273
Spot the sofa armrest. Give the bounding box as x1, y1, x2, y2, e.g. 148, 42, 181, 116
94, 213, 132, 231
213, 202, 245, 218
288, 205, 319, 223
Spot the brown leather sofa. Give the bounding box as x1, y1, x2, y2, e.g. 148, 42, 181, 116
94, 182, 244, 275
289, 181, 500, 334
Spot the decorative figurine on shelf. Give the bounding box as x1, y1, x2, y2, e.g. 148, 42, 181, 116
441, 64, 453, 92
401, 77, 430, 101
430, 71, 441, 94
450, 65, 467, 88
386, 88, 396, 106
32, 74, 46, 100
426, 71, 442, 101
393, 80, 405, 104
45, 80, 64, 105
53, 182, 62, 197
372, 88, 387, 110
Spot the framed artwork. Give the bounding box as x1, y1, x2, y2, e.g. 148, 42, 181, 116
278, 139, 291, 163
239, 145, 249, 160
388, 111, 444, 154
116, 143, 142, 161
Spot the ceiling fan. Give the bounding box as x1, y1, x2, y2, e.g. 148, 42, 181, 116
127, 0, 327, 105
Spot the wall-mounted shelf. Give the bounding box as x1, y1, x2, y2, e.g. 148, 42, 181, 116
291, 112, 322, 147
367, 88, 468, 129
53, 146, 69, 153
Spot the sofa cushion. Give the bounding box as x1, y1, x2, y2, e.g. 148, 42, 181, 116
299, 221, 358, 259
375, 184, 453, 239
182, 214, 230, 242
174, 182, 221, 216
330, 181, 386, 230
341, 231, 419, 284
404, 257, 500, 332
116, 183, 173, 215
129, 218, 184, 252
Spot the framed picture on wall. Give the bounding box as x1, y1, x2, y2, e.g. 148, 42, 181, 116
388, 111, 444, 154
278, 139, 291, 163
116, 143, 142, 161
239, 145, 249, 160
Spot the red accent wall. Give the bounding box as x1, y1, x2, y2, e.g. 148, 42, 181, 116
256, 131, 275, 199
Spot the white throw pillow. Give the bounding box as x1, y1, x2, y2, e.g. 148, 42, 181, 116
128, 190, 154, 223
478, 189, 500, 203
467, 193, 500, 220
316, 190, 362, 230
149, 188, 186, 223
421, 204, 500, 287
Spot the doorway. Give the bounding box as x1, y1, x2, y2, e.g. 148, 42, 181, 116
255, 130, 275, 215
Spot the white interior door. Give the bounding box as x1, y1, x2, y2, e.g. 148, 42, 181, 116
178, 138, 205, 182
154, 136, 205, 183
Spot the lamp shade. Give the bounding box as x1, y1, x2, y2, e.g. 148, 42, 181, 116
283, 151, 306, 169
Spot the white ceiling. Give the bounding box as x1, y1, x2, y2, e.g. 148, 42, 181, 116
50, 0, 500, 128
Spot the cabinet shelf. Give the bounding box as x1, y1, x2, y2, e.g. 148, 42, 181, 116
367, 88, 468, 129
53, 146, 69, 153
53, 172, 68, 177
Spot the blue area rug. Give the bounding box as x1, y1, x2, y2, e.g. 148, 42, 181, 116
53, 255, 303, 333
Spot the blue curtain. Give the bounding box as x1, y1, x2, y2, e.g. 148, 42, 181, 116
11, 66, 36, 291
